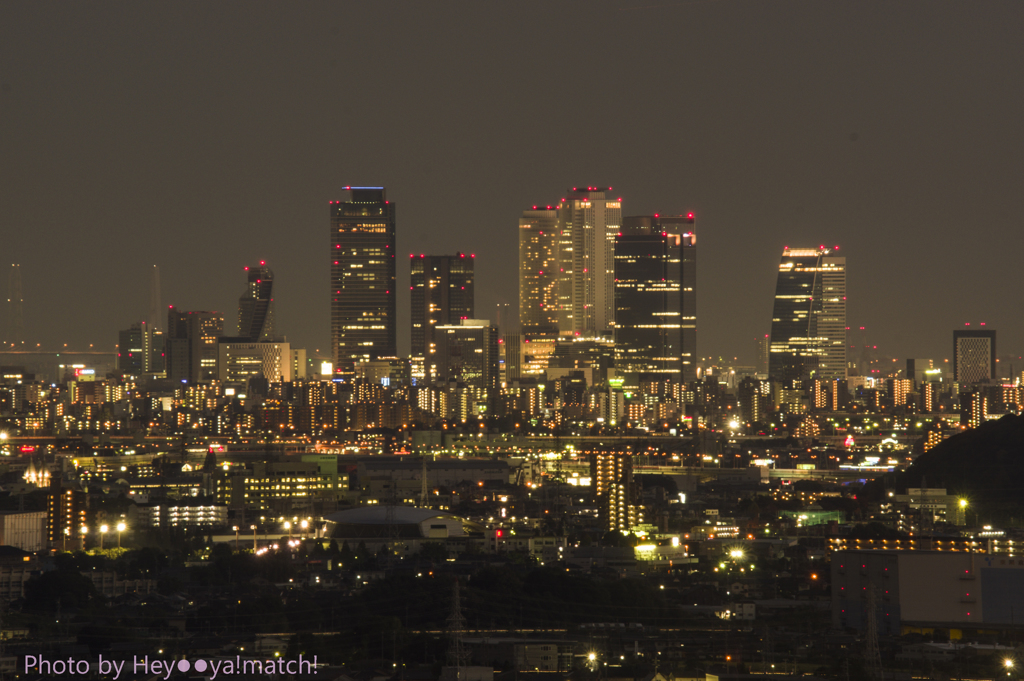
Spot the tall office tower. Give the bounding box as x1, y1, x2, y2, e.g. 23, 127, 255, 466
410, 254, 474, 379
7, 264, 24, 346
590, 451, 641, 533
556, 188, 621, 336
148, 265, 162, 332
954, 329, 996, 385
330, 188, 396, 378
238, 261, 275, 341
166, 307, 223, 383
518, 207, 560, 335
614, 214, 697, 386
768, 246, 846, 383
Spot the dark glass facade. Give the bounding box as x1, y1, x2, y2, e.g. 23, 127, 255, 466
238, 263, 275, 341
768, 247, 846, 383
410, 254, 474, 379
330, 188, 396, 378
165, 308, 223, 383
613, 215, 697, 387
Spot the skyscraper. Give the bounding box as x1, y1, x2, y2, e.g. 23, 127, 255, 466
556, 188, 621, 336
166, 308, 223, 383
614, 214, 697, 386
410, 253, 474, 380
518, 207, 560, 336
517, 189, 622, 338
768, 246, 846, 383
330, 187, 396, 378
954, 328, 996, 384
238, 261, 275, 341
117, 321, 164, 375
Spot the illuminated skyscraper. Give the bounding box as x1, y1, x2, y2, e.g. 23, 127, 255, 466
518, 207, 560, 336
614, 214, 697, 386
411, 254, 474, 380
330, 188, 396, 378
556, 188, 621, 336
518, 189, 622, 338
238, 261, 275, 341
768, 246, 846, 383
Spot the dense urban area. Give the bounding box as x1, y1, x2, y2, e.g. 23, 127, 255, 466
1, 186, 1023, 681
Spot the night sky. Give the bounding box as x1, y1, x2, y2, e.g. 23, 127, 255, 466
2, 2, 1023, 370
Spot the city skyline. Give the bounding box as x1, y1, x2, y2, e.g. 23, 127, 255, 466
1, 3, 1022, 368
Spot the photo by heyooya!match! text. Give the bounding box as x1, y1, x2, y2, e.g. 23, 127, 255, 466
25, 654, 319, 679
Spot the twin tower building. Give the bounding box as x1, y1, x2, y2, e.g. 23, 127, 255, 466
329, 186, 697, 390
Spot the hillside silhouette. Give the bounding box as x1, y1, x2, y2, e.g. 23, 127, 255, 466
884, 414, 1024, 521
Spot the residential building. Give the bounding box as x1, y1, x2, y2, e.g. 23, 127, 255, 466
591, 451, 641, 533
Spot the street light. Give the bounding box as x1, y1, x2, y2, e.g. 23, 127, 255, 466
117, 522, 126, 548
233, 525, 239, 549
251, 524, 257, 551
100, 524, 109, 550
284, 521, 291, 540
300, 519, 309, 539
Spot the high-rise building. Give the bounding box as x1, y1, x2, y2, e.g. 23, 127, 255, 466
518, 189, 622, 338
756, 335, 770, 375
768, 246, 846, 383
217, 340, 291, 384
614, 214, 696, 386
434, 319, 499, 393
410, 253, 474, 380
330, 187, 396, 378
117, 321, 164, 376
238, 262, 275, 341
518, 207, 560, 336
556, 188, 621, 336
590, 451, 641, 533
166, 308, 223, 383
954, 329, 996, 385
